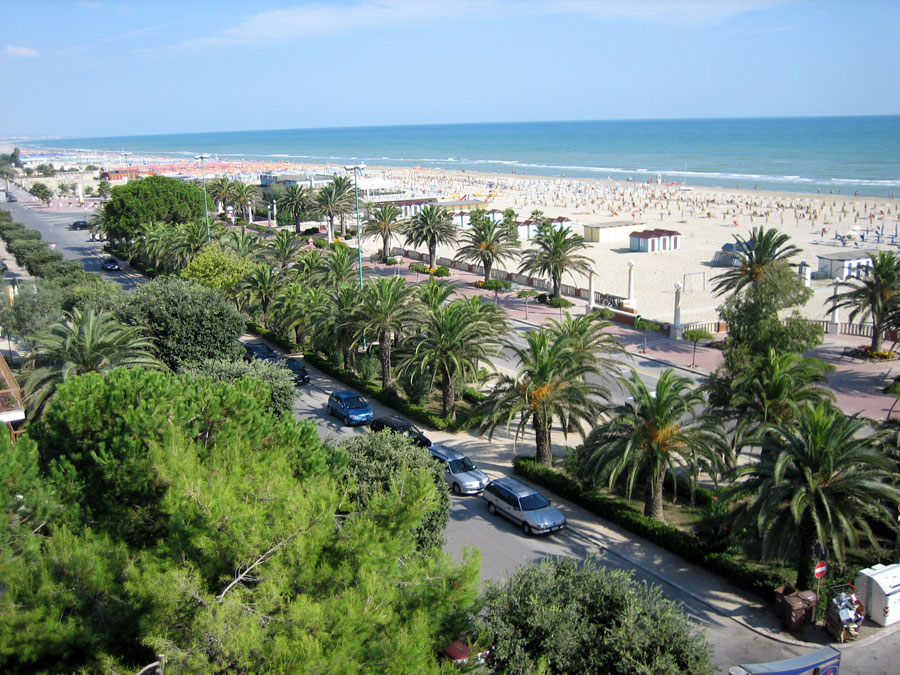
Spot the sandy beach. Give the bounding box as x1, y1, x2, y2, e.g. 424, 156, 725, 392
5, 143, 898, 327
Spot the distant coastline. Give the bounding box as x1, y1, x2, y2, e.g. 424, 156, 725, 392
9, 116, 900, 198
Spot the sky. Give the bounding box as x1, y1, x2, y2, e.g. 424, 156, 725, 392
1, 0, 898, 139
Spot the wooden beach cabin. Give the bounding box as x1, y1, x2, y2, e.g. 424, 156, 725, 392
816, 250, 878, 279
629, 228, 681, 253
584, 220, 639, 244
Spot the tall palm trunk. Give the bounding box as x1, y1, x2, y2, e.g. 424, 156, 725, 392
428, 244, 437, 268
483, 259, 493, 284
441, 366, 457, 419
327, 216, 335, 243
382, 235, 391, 260
644, 471, 666, 521
871, 320, 884, 353
380, 329, 393, 388
796, 512, 818, 590
533, 412, 553, 467
552, 274, 561, 298
340, 213, 347, 238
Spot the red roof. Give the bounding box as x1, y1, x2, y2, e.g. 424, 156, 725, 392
630, 229, 681, 239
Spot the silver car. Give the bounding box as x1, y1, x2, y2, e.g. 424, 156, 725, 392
482, 477, 567, 535
429, 445, 490, 495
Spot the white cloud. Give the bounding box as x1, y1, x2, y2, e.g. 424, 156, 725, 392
4, 45, 39, 58
185, 0, 786, 49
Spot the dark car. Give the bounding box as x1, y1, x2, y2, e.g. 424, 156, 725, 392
101, 257, 121, 271
370, 415, 432, 447
284, 358, 310, 385
71, 220, 91, 230
6, 193, 16, 202
327, 390, 374, 426
243, 342, 280, 362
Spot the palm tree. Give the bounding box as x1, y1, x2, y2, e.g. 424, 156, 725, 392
222, 230, 261, 258
353, 276, 419, 388
266, 229, 301, 270
711, 226, 801, 297
454, 211, 521, 283
399, 298, 506, 419
330, 176, 354, 238
231, 183, 256, 222
316, 246, 358, 289
23, 308, 164, 417
238, 263, 283, 325
480, 327, 610, 466
166, 221, 209, 271
577, 370, 720, 521
518, 223, 591, 299
547, 312, 626, 368
294, 248, 323, 280
322, 284, 364, 370
278, 184, 315, 231
417, 277, 458, 311
364, 203, 405, 260
730, 348, 833, 429
315, 180, 353, 243
405, 205, 457, 269
207, 177, 235, 213
729, 401, 900, 590
831, 251, 900, 353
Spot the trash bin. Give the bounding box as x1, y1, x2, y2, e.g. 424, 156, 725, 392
774, 585, 816, 631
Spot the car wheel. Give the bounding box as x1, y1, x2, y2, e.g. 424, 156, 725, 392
343, 415, 351, 426
487, 502, 497, 515
522, 521, 533, 536
451, 483, 462, 496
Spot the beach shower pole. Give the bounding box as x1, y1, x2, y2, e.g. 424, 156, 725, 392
195, 154, 211, 241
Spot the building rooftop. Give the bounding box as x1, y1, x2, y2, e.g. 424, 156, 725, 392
630, 228, 681, 239
816, 250, 879, 261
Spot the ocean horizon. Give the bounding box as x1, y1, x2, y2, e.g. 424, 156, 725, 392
12, 115, 900, 198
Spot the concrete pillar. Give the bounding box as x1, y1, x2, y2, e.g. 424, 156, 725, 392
626, 259, 636, 311
248, 202, 253, 224
828, 278, 842, 334
670, 282, 683, 338
798, 261, 811, 287
586, 263, 596, 313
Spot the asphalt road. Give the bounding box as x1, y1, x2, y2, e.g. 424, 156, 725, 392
6, 194, 894, 674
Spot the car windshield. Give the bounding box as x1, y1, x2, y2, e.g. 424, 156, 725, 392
404, 424, 422, 435
519, 493, 551, 511
448, 457, 476, 473
344, 396, 367, 409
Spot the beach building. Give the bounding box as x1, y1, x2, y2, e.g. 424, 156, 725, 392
584, 220, 641, 244
364, 197, 437, 219
629, 228, 681, 252
259, 172, 332, 190
100, 169, 156, 183
513, 216, 571, 240
816, 250, 877, 279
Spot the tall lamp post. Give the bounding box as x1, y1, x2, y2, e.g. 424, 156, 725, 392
121, 151, 132, 183
345, 164, 366, 291
195, 154, 211, 241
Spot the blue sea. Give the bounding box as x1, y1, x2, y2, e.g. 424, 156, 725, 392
17, 116, 900, 197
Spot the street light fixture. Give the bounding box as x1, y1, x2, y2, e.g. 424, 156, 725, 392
195, 154, 211, 241
345, 164, 366, 291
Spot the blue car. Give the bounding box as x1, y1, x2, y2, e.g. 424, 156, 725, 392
327, 390, 374, 426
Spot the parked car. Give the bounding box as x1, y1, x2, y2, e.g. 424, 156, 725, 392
101, 257, 121, 271
6, 193, 16, 202
429, 445, 490, 495
370, 415, 432, 447
482, 477, 567, 535
71, 220, 90, 230
327, 390, 374, 426
243, 342, 279, 362
284, 357, 310, 385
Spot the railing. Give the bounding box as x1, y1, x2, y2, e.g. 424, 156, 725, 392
0, 352, 25, 442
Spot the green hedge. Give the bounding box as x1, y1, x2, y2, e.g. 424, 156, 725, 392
512, 456, 786, 601
246, 322, 300, 354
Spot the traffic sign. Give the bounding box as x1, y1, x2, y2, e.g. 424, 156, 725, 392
815, 542, 829, 562
815, 561, 828, 579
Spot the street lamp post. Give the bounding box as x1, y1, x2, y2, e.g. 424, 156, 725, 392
829, 277, 842, 334
121, 151, 132, 184
345, 164, 366, 291
195, 154, 211, 241
586, 262, 596, 314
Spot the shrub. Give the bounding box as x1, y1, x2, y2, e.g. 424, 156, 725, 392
300, 227, 320, 236
482, 279, 512, 292
246, 322, 299, 353
547, 296, 573, 308
409, 263, 450, 277
513, 457, 785, 600
340, 432, 449, 552
187, 358, 296, 415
